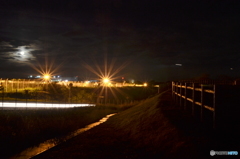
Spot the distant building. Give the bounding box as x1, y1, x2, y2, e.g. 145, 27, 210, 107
59, 76, 79, 82
27, 75, 79, 82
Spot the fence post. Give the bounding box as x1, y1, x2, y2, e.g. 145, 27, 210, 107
201, 84, 204, 122
172, 82, 174, 103
17, 79, 19, 90
5, 79, 8, 92
176, 82, 180, 105
213, 84, 216, 128
192, 83, 195, 116
15, 89, 17, 109
174, 82, 177, 105
1, 89, 4, 108
184, 83, 187, 110
11, 80, 13, 92
23, 79, 25, 90
175, 82, 177, 104
180, 82, 182, 108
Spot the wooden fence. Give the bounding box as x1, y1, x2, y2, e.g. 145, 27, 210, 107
172, 81, 216, 128
172, 81, 240, 129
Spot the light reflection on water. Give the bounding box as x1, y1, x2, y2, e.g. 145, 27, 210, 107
11, 113, 116, 159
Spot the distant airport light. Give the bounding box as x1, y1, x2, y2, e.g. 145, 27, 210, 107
44, 74, 50, 80
84, 81, 90, 86
143, 83, 147, 87
103, 78, 110, 83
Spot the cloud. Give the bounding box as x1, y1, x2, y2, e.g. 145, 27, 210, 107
0, 0, 240, 80
0, 41, 13, 48
0, 40, 39, 65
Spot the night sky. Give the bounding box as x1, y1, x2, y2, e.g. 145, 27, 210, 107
0, 0, 240, 82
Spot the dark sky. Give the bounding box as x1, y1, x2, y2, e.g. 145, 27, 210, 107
0, 0, 240, 82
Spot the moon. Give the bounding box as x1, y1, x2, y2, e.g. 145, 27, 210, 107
20, 51, 25, 55
11, 46, 35, 63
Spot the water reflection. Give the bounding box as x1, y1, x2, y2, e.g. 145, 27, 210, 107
11, 113, 116, 159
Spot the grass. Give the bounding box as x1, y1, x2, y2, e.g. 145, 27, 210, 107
0, 85, 163, 158
108, 90, 196, 158
110, 90, 239, 158
2, 84, 159, 102
33, 89, 239, 159
0, 103, 133, 159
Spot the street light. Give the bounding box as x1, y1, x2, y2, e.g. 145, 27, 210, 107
43, 74, 51, 103
103, 78, 110, 84
102, 77, 110, 105
43, 74, 50, 81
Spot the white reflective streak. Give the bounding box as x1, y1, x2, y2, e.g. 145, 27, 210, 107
0, 102, 95, 108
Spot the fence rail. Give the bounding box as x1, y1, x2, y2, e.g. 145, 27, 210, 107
172, 81, 240, 129
172, 81, 216, 128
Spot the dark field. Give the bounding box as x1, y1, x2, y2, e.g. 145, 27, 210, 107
1, 84, 160, 104
0, 85, 162, 159
0, 104, 132, 159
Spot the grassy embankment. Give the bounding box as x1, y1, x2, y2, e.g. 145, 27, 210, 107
34, 89, 239, 159
108, 90, 239, 158
107, 90, 199, 158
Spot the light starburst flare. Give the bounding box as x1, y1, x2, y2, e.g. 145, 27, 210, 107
83, 56, 130, 104
30, 56, 62, 82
